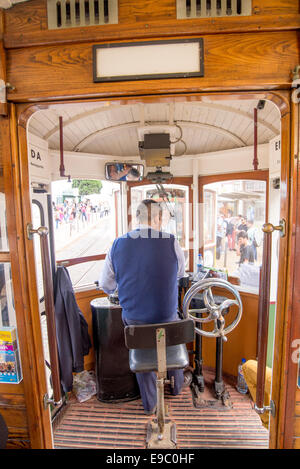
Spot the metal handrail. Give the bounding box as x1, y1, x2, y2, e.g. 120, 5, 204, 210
56, 253, 106, 268
254, 225, 276, 417
28, 224, 62, 406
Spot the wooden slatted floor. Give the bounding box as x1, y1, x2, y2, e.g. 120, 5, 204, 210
53, 371, 269, 449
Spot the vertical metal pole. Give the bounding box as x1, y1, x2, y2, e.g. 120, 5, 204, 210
38, 229, 62, 405
59, 116, 71, 181
215, 334, 224, 399
47, 194, 56, 283
194, 319, 204, 391
253, 107, 258, 170
193, 159, 199, 272
59, 116, 65, 176
255, 230, 272, 410
156, 328, 167, 439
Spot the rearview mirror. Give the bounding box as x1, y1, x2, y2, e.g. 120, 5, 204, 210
105, 163, 144, 181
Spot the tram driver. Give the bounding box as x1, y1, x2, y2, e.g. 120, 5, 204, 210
99, 199, 186, 415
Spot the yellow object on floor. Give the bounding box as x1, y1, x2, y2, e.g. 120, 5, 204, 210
242, 360, 272, 429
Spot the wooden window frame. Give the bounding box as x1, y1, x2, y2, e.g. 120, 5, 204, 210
199, 169, 269, 221
202, 188, 216, 246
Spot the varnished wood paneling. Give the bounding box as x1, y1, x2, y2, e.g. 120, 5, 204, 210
0, 12, 7, 116
0, 385, 29, 447
293, 398, 300, 449
0, 114, 33, 449
0, 384, 25, 404
280, 99, 300, 448
119, 0, 176, 22
4, 0, 48, 34
4, 0, 299, 37
10, 104, 53, 448
268, 97, 293, 449
5, 14, 300, 50
6, 31, 298, 102
253, 0, 299, 15
0, 114, 35, 449
75, 289, 106, 371
295, 415, 300, 435
3, 0, 300, 49
202, 291, 259, 377
0, 406, 28, 430
5, 433, 30, 449
293, 438, 300, 449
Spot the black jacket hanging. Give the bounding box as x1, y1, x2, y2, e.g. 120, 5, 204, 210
54, 266, 91, 393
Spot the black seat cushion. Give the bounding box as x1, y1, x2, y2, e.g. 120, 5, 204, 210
129, 344, 189, 373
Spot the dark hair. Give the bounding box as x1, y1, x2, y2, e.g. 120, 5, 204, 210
129, 168, 140, 177
237, 230, 248, 240
136, 199, 162, 222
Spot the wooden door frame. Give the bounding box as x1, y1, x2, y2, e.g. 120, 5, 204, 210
12, 89, 293, 449
277, 97, 300, 449
4, 104, 53, 448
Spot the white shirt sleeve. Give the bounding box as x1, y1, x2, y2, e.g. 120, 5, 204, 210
98, 248, 117, 295
174, 239, 186, 279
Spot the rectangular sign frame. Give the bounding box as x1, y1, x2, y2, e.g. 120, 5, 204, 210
93, 38, 204, 83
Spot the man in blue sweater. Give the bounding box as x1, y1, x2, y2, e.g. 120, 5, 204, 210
99, 199, 186, 414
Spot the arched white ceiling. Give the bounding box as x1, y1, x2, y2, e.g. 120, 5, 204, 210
28, 99, 281, 158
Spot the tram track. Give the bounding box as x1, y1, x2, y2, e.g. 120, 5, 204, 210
55, 215, 113, 288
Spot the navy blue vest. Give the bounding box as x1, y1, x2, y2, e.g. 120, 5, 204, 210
110, 228, 178, 324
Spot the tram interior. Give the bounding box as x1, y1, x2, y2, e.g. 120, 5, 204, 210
14, 96, 282, 448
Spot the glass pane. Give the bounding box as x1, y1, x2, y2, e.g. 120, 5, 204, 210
52, 179, 120, 263
204, 190, 215, 245
203, 179, 266, 290
130, 184, 190, 267
31, 202, 44, 303
0, 263, 16, 327
0, 192, 9, 252
67, 259, 105, 290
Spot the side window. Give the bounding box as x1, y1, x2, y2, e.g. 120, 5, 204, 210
0, 146, 16, 329
0, 263, 15, 328
0, 193, 9, 251
52, 179, 121, 290
202, 179, 267, 290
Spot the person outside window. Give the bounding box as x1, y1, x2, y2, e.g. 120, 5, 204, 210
216, 213, 227, 260
237, 230, 255, 265
225, 209, 236, 251
246, 219, 261, 261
